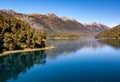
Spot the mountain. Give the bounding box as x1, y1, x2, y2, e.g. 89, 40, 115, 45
84, 22, 109, 32
95, 25, 120, 39
0, 9, 109, 35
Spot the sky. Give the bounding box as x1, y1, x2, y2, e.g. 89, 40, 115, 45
0, 0, 119, 27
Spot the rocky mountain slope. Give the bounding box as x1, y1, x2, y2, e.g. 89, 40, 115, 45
0, 9, 109, 35
84, 22, 109, 32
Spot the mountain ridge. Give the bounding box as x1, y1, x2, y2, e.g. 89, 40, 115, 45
0, 9, 109, 35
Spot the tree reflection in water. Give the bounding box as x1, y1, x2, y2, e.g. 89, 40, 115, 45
99, 39, 120, 49
0, 50, 46, 82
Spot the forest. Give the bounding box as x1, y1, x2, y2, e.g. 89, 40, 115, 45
0, 14, 46, 53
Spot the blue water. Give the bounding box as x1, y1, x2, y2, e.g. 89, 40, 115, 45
0, 39, 120, 82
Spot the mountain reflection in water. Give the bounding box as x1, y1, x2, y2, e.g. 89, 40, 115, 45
46, 39, 104, 59
0, 39, 120, 82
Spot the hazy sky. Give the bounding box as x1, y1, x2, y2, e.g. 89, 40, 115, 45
0, 0, 119, 27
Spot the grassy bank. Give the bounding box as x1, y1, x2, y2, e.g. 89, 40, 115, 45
47, 33, 80, 40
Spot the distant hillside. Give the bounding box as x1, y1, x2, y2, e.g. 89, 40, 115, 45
95, 25, 120, 39
0, 14, 46, 52
0, 9, 109, 36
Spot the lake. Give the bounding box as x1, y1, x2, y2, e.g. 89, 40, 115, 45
0, 39, 120, 82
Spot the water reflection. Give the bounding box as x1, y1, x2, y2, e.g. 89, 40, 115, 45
0, 39, 120, 82
46, 39, 104, 59
0, 50, 46, 82
46, 39, 120, 60
98, 39, 120, 49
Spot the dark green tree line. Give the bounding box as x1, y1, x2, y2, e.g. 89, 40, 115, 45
0, 14, 46, 52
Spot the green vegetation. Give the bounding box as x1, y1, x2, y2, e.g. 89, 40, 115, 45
0, 14, 46, 53
47, 32, 80, 40
95, 25, 120, 39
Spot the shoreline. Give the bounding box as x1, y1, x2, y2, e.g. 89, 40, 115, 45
0, 46, 55, 57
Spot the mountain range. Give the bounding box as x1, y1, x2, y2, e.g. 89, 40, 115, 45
0, 9, 109, 36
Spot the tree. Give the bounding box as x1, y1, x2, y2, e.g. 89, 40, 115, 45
0, 14, 46, 52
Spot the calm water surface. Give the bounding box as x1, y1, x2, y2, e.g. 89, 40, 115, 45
0, 39, 120, 82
